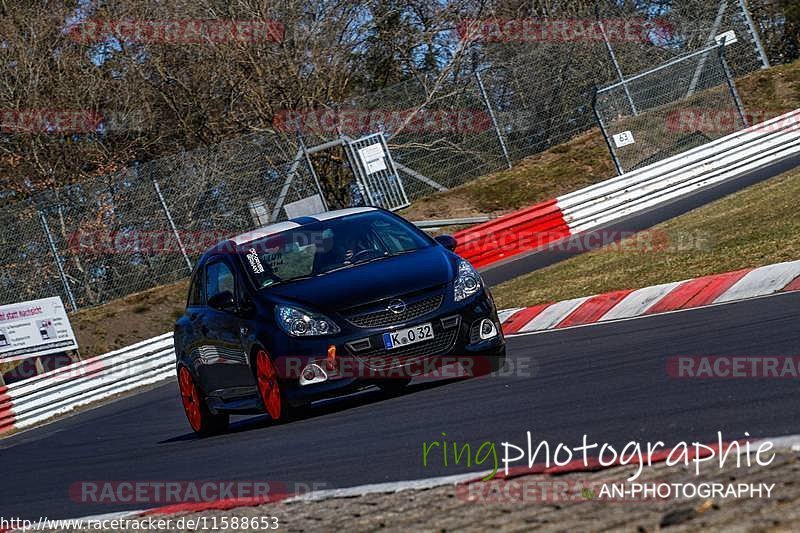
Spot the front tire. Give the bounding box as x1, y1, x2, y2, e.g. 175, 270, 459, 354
255, 350, 288, 421
178, 366, 229, 436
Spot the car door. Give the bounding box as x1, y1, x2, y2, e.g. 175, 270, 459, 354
197, 256, 252, 397
178, 266, 206, 367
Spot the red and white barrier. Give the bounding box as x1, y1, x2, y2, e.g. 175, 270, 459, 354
499, 260, 800, 335
0, 334, 175, 435
455, 109, 800, 269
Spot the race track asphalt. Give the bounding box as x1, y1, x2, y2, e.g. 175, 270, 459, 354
2, 291, 799, 520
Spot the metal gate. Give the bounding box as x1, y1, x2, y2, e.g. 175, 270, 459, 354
593, 40, 748, 175
343, 133, 410, 211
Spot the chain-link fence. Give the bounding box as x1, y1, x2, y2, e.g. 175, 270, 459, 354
0, 133, 323, 310
593, 41, 748, 174
0, 2, 772, 312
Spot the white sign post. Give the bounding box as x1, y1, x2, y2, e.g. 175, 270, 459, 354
0, 297, 78, 361
357, 143, 388, 175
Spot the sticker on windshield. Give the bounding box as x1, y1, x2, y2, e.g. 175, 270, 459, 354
264, 247, 284, 269
247, 248, 265, 274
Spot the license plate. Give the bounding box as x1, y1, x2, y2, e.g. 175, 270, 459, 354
383, 323, 434, 350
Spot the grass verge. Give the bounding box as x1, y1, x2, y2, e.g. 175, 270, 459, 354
491, 163, 800, 309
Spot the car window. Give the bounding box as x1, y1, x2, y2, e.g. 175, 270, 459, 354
239, 211, 432, 289
370, 217, 422, 254
205, 259, 235, 302
187, 269, 204, 307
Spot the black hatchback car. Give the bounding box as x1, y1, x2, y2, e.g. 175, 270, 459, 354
174, 207, 505, 435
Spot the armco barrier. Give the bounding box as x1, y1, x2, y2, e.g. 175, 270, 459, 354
453, 199, 570, 268
455, 109, 800, 268
0, 333, 175, 434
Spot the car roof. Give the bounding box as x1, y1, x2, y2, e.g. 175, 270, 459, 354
202, 206, 380, 260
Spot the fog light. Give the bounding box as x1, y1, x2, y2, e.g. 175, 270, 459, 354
479, 319, 498, 340
299, 364, 328, 386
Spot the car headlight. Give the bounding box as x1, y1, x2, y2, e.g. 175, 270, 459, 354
275, 305, 340, 337
454, 260, 482, 302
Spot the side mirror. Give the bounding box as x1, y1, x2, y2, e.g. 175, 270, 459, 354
239, 295, 256, 317
208, 290, 237, 313
434, 234, 458, 251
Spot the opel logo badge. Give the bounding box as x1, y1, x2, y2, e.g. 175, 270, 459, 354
387, 299, 406, 314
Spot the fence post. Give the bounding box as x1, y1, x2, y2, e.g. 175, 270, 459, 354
737, 0, 770, 69
298, 133, 329, 211
596, 6, 637, 116
592, 88, 624, 176
718, 41, 750, 128
37, 207, 78, 312
687, 0, 729, 97
475, 70, 512, 169
148, 174, 192, 272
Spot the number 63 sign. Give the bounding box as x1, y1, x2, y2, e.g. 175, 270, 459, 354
613, 130, 635, 148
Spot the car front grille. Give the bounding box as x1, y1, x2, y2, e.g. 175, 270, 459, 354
344, 293, 444, 329
352, 328, 459, 370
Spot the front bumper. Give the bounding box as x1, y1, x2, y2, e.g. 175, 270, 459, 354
275, 291, 505, 406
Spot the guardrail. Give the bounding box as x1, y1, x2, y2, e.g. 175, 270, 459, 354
413, 216, 492, 229
454, 108, 800, 268
0, 333, 175, 435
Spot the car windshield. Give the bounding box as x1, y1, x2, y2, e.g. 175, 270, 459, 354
238, 211, 433, 289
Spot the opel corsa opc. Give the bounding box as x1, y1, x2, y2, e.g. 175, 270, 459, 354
173, 207, 505, 435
